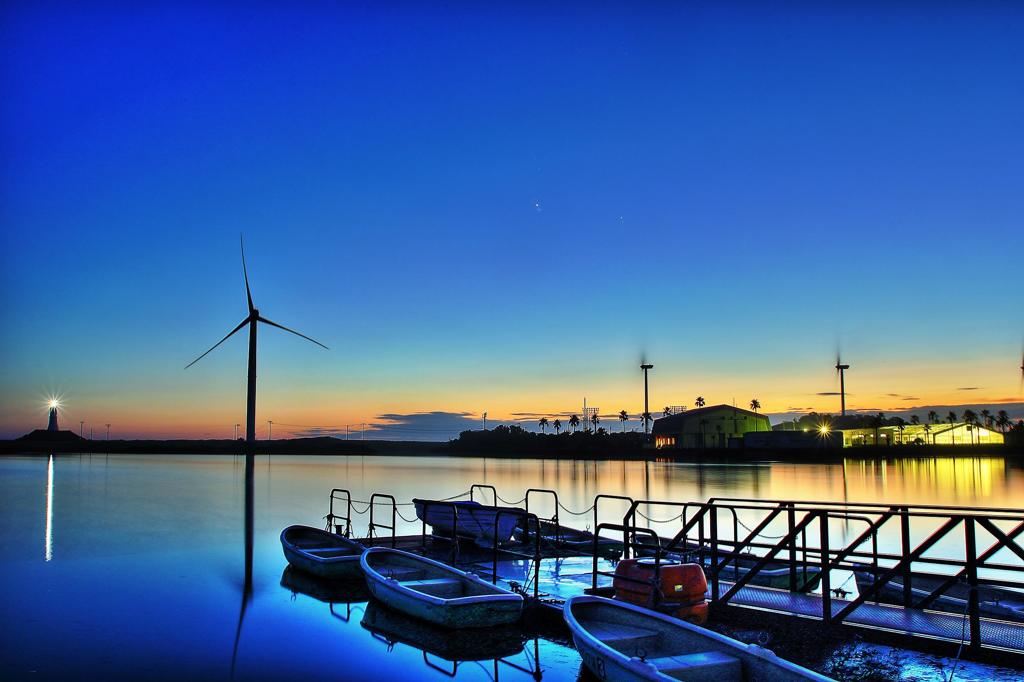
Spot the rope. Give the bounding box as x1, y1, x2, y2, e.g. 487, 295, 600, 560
635, 509, 685, 524
557, 500, 596, 516
735, 515, 788, 540
396, 507, 420, 524
495, 493, 527, 505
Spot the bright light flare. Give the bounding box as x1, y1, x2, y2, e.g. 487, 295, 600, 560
48, 399, 60, 410
819, 424, 831, 435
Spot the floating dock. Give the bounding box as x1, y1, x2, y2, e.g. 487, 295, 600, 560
325, 485, 1024, 664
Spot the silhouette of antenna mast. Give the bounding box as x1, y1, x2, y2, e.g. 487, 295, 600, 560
185, 236, 328, 446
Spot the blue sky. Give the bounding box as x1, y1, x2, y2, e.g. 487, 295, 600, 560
2, 2, 1022, 438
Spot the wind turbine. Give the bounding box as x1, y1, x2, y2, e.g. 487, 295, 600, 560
835, 352, 850, 416
186, 237, 328, 446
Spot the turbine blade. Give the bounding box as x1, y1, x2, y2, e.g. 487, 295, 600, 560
185, 318, 249, 369
241, 235, 254, 313
257, 316, 328, 350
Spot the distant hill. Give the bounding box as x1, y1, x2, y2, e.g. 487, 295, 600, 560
17, 429, 86, 443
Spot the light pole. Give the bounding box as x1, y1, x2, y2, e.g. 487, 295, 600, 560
80, 421, 85, 439
267, 420, 273, 440
105, 424, 110, 440
641, 363, 654, 437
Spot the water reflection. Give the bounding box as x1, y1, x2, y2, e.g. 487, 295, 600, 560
4, 452, 1020, 681
361, 600, 541, 680
44, 454, 53, 562
231, 454, 255, 680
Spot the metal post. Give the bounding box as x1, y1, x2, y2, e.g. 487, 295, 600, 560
709, 505, 720, 602
820, 511, 831, 623
788, 503, 797, 592
900, 507, 912, 607
965, 517, 981, 651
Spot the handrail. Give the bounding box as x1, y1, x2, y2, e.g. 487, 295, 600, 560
524, 488, 560, 543
470, 484, 497, 506
707, 496, 1024, 519
491, 508, 543, 598
368, 493, 397, 547
326, 488, 352, 537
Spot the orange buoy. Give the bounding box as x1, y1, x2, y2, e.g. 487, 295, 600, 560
613, 558, 708, 621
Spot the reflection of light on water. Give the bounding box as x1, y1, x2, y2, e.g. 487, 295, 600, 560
45, 455, 53, 561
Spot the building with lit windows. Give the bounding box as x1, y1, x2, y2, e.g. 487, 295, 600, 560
652, 404, 770, 449
839, 422, 1004, 447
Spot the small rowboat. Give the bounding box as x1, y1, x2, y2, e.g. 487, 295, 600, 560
360, 547, 524, 628
413, 499, 522, 547
280, 525, 364, 580
565, 595, 832, 681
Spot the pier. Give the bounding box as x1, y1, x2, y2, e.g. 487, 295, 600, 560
325, 486, 1024, 664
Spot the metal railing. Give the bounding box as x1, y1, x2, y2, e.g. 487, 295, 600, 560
615, 496, 1024, 653
325, 488, 352, 537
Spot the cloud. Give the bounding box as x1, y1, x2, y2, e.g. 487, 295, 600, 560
816, 392, 842, 396
289, 411, 481, 442
957, 387, 981, 391
901, 397, 920, 401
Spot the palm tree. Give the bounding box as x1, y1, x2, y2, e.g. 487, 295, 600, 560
894, 417, 907, 444
981, 409, 994, 430
749, 398, 761, 413
997, 410, 1011, 433
553, 418, 562, 435
910, 414, 920, 426
947, 411, 957, 445
663, 406, 672, 418
928, 410, 939, 425
590, 413, 600, 431
872, 412, 885, 445
641, 411, 652, 432
618, 410, 629, 432
538, 417, 548, 433
963, 409, 978, 444
924, 422, 932, 445
569, 414, 580, 433
695, 396, 706, 408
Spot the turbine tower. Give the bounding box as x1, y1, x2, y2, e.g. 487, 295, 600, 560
640, 362, 654, 436
835, 354, 850, 416
186, 237, 328, 446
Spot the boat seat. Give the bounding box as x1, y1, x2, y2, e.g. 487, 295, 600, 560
586, 622, 662, 652
305, 547, 357, 557
398, 577, 465, 597
644, 651, 741, 681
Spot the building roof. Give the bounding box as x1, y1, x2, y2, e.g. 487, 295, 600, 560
652, 404, 766, 434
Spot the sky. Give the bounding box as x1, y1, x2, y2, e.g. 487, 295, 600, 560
1, 2, 1022, 440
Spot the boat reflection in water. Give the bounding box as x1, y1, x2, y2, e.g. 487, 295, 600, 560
280, 565, 371, 622
361, 600, 542, 679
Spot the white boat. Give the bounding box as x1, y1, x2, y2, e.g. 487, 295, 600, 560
413, 499, 522, 547
360, 547, 524, 628
564, 595, 833, 681
280, 525, 364, 580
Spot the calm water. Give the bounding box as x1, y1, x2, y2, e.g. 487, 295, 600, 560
1, 452, 1021, 681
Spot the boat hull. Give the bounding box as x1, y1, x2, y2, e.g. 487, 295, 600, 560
280, 525, 364, 580
413, 499, 522, 547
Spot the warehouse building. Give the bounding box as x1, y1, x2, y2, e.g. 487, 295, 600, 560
652, 404, 771, 449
